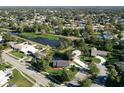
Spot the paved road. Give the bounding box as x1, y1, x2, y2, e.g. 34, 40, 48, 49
2, 52, 51, 87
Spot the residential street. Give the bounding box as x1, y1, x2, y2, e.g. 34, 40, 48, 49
2, 52, 51, 87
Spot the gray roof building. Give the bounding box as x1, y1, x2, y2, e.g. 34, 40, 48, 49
53, 60, 70, 68
91, 48, 108, 57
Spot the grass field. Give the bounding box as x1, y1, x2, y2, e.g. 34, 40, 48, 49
10, 50, 25, 59
20, 32, 59, 40
9, 69, 33, 87
47, 70, 64, 75
92, 57, 101, 64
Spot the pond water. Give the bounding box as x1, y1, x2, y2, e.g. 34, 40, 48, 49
11, 31, 61, 48
11, 31, 20, 35
29, 38, 61, 48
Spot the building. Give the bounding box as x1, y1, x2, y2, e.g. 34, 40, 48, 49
53, 60, 70, 68
72, 50, 88, 69
91, 48, 108, 57
72, 50, 81, 58
9, 42, 38, 55
0, 70, 12, 87
0, 36, 3, 43
20, 43, 38, 55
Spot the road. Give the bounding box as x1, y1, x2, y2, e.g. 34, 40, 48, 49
2, 52, 51, 87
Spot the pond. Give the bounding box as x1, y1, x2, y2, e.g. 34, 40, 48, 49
29, 37, 61, 48
11, 31, 61, 48
11, 31, 21, 35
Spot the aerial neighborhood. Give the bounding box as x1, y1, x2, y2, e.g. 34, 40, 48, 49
0, 6, 124, 87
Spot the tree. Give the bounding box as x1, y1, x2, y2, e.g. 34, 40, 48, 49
31, 58, 49, 72
89, 63, 100, 77
62, 69, 75, 81
85, 16, 94, 34
80, 79, 92, 87
106, 67, 118, 86
116, 24, 124, 31
104, 40, 113, 51
117, 32, 123, 39
40, 59, 49, 71
3, 34, 16, 42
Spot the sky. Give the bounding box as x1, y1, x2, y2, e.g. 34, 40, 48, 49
0, 0, 123, 6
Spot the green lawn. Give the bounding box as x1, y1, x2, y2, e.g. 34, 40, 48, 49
80, 56, 101, 64
9, 69, 33, 87
47, 70, 64, 75
0, 63, 11, 70
20, 32, 59, 40
80, 56, 93, 62
10, 50, 25, 59
92, 58, 101, 64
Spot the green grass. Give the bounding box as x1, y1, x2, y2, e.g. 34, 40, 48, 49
0, 63, 11, 70
80, 56, 93, 62
20, 32, 59, 40
80, 56, 101, 64
47, 70, 64, 75
92, 58, 101, 64
9, 69, 33, 87
10, 50, 25, 59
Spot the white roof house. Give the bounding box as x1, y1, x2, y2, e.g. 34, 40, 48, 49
20, 44, 38, 55
0, 36, 3, 42
72, 50, 88, 69
0, 70, 9, 87
72, 50, 81, 58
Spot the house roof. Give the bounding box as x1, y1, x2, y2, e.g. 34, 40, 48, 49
91, 48, 108, 56
13, 44, 22, 50
0, 70, 9, 87
0, 36, 3, 41
53, 60, 69, 68
72, 50, 81, 58
20, 44, 38, 55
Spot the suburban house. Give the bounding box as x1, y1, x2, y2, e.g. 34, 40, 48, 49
0, 70, 12, 87
53, 60, 70, 68
0, 36, 3, 43
72, 50, 88, 69
20, 43, 38, 55
9, 42, 38, 55
72, 50, 81, 58
91, 48, 108, 57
